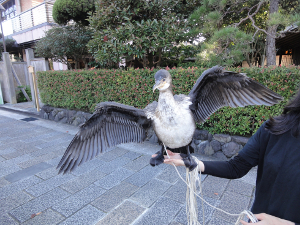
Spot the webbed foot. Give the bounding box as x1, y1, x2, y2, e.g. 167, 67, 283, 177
180, 153, 198, 171
150, 150, 165, 167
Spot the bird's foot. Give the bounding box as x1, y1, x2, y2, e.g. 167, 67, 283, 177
150, 151, 165, 167
180, 153, 198, 171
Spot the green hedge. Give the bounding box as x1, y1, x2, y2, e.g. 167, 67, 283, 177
37, 66, 300, 136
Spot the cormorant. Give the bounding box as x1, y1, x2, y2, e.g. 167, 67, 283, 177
57, 66, 283, 173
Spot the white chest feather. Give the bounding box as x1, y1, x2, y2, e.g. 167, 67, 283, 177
151, 93, 196, 148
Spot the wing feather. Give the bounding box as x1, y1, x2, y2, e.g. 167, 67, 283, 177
189, 66, 283, 123
57, 102, 151, 174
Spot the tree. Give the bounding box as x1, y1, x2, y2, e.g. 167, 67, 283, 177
53, 0, 95, 25
0, 38, 17, 60
88, 0, 201, 68
190, 0, 300, 66
35, 25, 92, 69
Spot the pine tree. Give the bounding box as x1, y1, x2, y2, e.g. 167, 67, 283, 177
191, 0, 300, 66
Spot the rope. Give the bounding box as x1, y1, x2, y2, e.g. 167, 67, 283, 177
163, 144, 258, 225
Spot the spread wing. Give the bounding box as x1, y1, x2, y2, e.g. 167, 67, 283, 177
188, 66, 283, 123
57, 102, 151, 174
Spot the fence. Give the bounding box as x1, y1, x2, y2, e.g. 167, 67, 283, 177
0, 49, 49, 104
2, 2, 54, 36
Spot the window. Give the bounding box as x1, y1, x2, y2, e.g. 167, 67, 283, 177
1, 0, 16, 21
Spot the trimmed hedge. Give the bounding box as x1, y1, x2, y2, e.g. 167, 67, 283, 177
37, 66, 300, 136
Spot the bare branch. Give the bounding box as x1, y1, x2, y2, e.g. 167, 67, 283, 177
232, 0, 276, 39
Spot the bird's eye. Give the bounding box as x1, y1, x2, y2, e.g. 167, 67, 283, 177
163, 79, 165, 81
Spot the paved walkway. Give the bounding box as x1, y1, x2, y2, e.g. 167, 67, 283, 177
0, 103, 257, 225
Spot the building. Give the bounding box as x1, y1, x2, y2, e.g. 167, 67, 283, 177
0, 0, 67, 70
276, 24, 300, 66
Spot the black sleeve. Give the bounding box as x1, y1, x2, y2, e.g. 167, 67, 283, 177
201, 123, 269, 179
202, 154, 253, 179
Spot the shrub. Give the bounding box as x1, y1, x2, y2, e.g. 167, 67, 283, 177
37, 66, 300, 136
16, 86, 31, 103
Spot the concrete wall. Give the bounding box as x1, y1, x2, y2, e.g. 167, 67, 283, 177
31, 58, 50, 72
0, 62, 10, 103
12, 62, 30, 87
53, 61, 68, 71
0, 53, 17, 103
0, 59, 30, 103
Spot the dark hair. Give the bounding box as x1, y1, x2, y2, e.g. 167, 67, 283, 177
265, 86, 300, 137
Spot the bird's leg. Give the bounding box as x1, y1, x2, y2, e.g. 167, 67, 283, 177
180, 145, 198, 171
150, 145, 165, 167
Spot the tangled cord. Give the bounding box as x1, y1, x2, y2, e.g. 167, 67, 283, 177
163, 144, 258, 225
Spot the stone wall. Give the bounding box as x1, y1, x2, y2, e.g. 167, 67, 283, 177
40, 105, 250, 160
191, 130, 249, 160
40, 105, 92, 126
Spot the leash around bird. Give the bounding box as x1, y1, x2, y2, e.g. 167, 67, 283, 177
163, 143, 259, 225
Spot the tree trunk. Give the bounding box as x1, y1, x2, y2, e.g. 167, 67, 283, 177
266, 0, 279, 66
147, 50, 153, 68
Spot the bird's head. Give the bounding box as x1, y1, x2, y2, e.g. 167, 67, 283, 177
153, 70, 172, 92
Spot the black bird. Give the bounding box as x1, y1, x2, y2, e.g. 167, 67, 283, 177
57, 66, 283, 173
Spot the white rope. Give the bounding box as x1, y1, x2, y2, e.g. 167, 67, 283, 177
163, 144, 258, 225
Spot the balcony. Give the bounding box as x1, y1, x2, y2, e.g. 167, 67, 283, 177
2, 2, 54, 37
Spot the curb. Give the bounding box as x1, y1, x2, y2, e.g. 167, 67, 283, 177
0, 106, 40, 118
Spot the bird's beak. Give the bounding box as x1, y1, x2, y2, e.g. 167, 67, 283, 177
153, 80, 162, 93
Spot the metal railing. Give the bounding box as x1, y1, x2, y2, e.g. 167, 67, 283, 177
2, 2, 54, 36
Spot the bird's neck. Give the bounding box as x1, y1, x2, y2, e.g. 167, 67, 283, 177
158, 88, 175, 107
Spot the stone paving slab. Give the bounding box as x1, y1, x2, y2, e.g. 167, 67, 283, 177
60, 168, 106, 193
91, 181, 139, 212
25, 173, 75, 197
202, 175, 230, 199
0, 213, 19, 225
0, 177, 10, 188
133, 196, 182, 225
97, 147, 129, 162
96, 200, 145, 225
130, 178, 171, 207
227, 179, 255, 197
125, 164, 167, 187
5, 162, 53, 182
94, 167, 135, 190
52, 184, 106, 217
9, 187, 71, 223
22, 208, 65, 225
0, 191, 33, 214
123, 154, 150, 171
174, 195, 220, 225
212, 191, 251, 224
59, 205, 105, 225
0, 175, 42, 199
0, 110, 258, 225
156, 164, 186, 184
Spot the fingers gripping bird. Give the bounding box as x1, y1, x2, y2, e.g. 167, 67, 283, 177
57, 66, 283, 173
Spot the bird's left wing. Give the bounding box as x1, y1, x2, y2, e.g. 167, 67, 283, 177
57, 102, 151, 174
188, 66, 283, 123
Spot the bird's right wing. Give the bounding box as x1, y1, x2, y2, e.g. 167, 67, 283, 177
57, 102, 151, 174
188, 66, 283, 123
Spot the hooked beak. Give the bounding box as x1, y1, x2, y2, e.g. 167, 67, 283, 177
153, 80, 162, 93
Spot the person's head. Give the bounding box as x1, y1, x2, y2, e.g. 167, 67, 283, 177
266, 86, 300, 137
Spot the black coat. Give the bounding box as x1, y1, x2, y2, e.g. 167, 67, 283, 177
203, 122, 300, 224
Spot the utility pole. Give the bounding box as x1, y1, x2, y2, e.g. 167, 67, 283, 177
0, 4, 6, 52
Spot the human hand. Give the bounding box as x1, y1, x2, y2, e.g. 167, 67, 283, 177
240, 213, 295, 225
151, 150, 184, 166
163, 150, 185, 167
151, 150, 205, 172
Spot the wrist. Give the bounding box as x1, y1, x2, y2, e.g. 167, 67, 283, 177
198, 161, 205, 172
